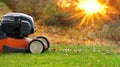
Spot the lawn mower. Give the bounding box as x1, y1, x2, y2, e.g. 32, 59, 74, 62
0, 13, 50, 53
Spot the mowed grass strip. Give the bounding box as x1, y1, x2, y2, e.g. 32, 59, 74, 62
0, 45, 119, 67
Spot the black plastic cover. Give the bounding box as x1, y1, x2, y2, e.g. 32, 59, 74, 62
0, 24, 7, 39
1, 13, 36, 38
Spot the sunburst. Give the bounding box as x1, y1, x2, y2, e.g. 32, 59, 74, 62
57, 0, 116, 28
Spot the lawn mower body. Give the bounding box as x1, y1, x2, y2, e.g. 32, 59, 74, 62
0, 13, 49, 53
0, 38, 31, 52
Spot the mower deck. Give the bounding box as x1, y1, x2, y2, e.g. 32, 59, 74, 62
0, 38, 31, 52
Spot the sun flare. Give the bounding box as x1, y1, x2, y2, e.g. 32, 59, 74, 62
77, 0, 106, 15
57, 0, 114, 29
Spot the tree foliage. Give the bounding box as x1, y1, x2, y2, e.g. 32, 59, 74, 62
0, 0, 74, 26
0, 0, 55, 19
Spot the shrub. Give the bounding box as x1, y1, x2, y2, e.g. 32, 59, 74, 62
40, 4, 73, 26
97, 20, 120, 41
0, 1, 11, 20
0, 0, 54, 20
1, 0, 75, 26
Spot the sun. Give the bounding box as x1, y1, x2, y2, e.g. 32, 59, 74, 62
77, 0, 106, 15
57, 0, 113, 29
75, 0, 110, 28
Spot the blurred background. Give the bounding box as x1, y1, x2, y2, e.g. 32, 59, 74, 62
0, 0, 120, 46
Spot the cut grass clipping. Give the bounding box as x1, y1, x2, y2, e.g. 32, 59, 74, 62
0, 45, 119, 67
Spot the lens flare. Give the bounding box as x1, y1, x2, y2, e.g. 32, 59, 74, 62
57, 0, 116, 29
77, 0, 106, 15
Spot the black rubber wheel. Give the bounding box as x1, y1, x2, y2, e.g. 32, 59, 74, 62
28, 39, 45, 53
36, 36, 50, 50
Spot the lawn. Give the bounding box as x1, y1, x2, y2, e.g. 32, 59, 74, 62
0, 45, 120, 67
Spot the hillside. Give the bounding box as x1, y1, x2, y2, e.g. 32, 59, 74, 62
0, 1, 120, 46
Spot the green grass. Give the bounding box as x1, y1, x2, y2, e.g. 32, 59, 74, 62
0, 45, 120, 67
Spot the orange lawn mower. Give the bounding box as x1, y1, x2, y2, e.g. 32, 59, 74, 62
0, 13, 50, 53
